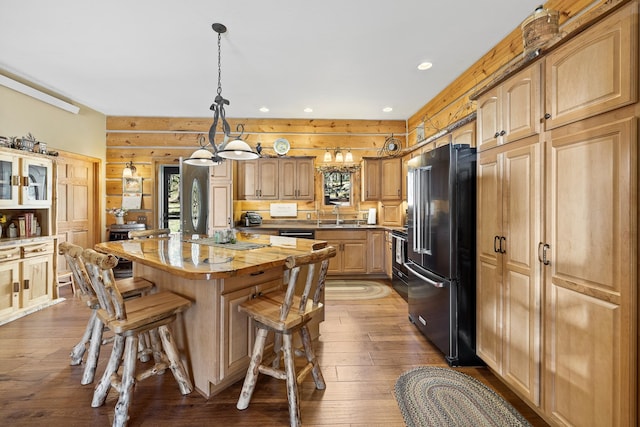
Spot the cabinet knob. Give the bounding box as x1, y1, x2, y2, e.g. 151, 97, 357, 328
544, 113, 551, 119
499, 130, 506, 136
494, 132, 500, 138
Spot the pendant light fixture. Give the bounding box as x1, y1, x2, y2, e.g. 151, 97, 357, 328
185, 23, 259, 166
344, 149, 353, 163
323, 149, 332, 162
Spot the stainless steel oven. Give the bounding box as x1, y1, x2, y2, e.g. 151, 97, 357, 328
391, 229, 408, 301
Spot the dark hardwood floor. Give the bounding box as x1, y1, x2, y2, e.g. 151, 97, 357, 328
0, 281, 548, 426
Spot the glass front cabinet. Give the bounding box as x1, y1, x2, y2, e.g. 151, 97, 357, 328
0, 153, 52, 208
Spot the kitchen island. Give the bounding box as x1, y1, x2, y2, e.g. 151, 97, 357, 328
95, 232, 327, 398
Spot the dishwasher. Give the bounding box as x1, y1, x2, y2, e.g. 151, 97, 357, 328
278, 229, 315, 239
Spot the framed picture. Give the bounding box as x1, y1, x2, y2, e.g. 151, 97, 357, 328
416, 122, 425, 142
123, 176, 142, 194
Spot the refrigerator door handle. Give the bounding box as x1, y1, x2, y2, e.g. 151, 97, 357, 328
405, 263, 445, 288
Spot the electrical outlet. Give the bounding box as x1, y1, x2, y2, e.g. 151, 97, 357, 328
306, 213, 311, 220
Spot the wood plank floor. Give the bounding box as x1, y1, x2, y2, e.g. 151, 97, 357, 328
0, 281, 549, 426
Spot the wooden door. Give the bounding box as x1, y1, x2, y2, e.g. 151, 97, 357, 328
476, 148, 503, 371
56, 154, 97, 273
501, 137, 542, 405
381, 158, 401, 200
476, 87, 500, 151
544, 112, 636, 426
501, 63, 540, 144
544, 3, 637, 130
258, 158, 278, 199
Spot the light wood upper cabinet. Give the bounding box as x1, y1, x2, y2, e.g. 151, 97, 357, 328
476, 135, 542, 406
477, 62, 541, 151
278, 157, 314, 200
0, 152, 53, 208
544, 3, 638, 130
543, 111, 636, 427
362, 157, 402, 201
236, 158, 278, 200
451, 120, 476, 147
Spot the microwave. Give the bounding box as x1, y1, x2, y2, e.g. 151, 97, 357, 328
241, 212, 262, 226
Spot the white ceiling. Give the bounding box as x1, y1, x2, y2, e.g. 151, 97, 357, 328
0, 0, 541, 120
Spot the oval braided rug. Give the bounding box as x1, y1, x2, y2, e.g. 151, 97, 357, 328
324, 280, 391, 300
394, 367, 532, 427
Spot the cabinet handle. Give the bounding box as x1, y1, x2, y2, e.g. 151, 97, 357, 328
250, 271, 265, 276
23, 279, 29, 290
22, 176, 30, 187
494, 132, 500, 138
499, 130, 506, 136
13, 282, 20, 293
493, 236, 500, 253
544, 113, 551, 120
538, 242, 550, 265
499, 236, 506, 254
11, 175, 20, 186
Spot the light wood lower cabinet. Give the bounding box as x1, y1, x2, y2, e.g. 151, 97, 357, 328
0, 239, 54, 323
476, 135, 542, 405
316, 230, 367, 275
367, 230, 385, 274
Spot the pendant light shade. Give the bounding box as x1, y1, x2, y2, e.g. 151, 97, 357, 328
344, 150, 353, 162
217, 139, 260, 160
184, 148, 222, 166
323, 149, 332, 162
335, 150, 344, 163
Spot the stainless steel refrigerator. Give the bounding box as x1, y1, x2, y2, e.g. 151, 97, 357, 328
406, 143, 481, 366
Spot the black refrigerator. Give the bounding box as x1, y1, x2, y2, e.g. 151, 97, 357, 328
405, 143, 481, 366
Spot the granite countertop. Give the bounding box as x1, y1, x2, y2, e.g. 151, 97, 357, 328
236, 221, 404, 231
94, 232, 326, 280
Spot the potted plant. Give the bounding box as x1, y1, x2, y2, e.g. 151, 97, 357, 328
107, 207, 127, 225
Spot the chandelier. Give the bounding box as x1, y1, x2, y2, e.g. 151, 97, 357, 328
185, 23, 259, 166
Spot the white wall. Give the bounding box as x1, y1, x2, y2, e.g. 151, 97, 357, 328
0, 85, 106, 160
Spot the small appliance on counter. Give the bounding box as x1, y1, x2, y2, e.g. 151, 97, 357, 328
367, 208, 377, 225
240, 211, 262, 227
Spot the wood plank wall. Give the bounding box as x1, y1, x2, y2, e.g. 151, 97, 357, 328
106, 117, 406, 225
406, 0, 623, 145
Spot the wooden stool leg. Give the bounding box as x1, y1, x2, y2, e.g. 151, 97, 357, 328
70, 309, 97, 365
92, 334, 125, 408
158, 325, 193, 395
237, 327, 269, 410
282, 333, 302, 427
300, 325, 325, 389
81, 317, 104, 385
113, 335, 138, 427
272, 332, 282, 369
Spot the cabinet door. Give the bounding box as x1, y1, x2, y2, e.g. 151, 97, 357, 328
258, 158, 279, 199
20, 157, 53, 206
476, 149, 503, 371
380, 202, 403, 227
501, 62, 540, 144
342, 241, 367, 273
0, 154, 19, 207
381, 158, 401, 200
278, 158, 297, 199
21, 254, 53, 308
476, 88, 500, 151
220, 286, 254, 380
0, 260, 20, 318
236, 160, 258, 199
451, 121, 475, 147
362, 159, 380, 201
544, 113, 635, 426
324, 239, 343, 274
544, 3, 637, 130
294, 158, 314, 200
501, 138, 542, 405
209, 181, 232, 230
367, 230, 385, 274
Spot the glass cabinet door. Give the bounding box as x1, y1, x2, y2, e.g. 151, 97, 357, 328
0, 154, 19, 207
20, 158, 52, 206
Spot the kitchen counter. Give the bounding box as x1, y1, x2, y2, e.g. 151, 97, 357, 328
237, 222, 400, 232
94, 232, 327, 398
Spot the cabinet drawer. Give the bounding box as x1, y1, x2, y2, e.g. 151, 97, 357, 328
0, 245, 20, 262
22, 241, 54, 258
220, 267, 283, 294
315, 230, 368, 240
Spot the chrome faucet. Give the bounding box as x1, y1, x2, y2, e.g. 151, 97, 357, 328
333, 205, 342, 225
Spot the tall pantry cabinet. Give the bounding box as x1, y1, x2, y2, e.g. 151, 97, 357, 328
475, 2, 638, 426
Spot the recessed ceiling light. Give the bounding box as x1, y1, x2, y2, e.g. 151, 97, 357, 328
382, 107, 393, 113
259, 106, 269, 113
417, 62, 433, 71
303, 107, 313, 113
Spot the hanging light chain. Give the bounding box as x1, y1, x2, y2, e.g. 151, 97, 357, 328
216, 30, 223, 97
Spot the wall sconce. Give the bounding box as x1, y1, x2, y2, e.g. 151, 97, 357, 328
335, 150, 344, 163
323, 149, 332, 162
122, 161, 137, 178
344, 149, 353, 163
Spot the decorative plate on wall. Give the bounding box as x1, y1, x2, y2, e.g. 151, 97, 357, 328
273, 138, 290, 155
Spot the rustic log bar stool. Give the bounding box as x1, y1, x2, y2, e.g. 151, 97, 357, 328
83, 248, 193, 427
236, 246, 336, 427
59, 242, 155, 385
